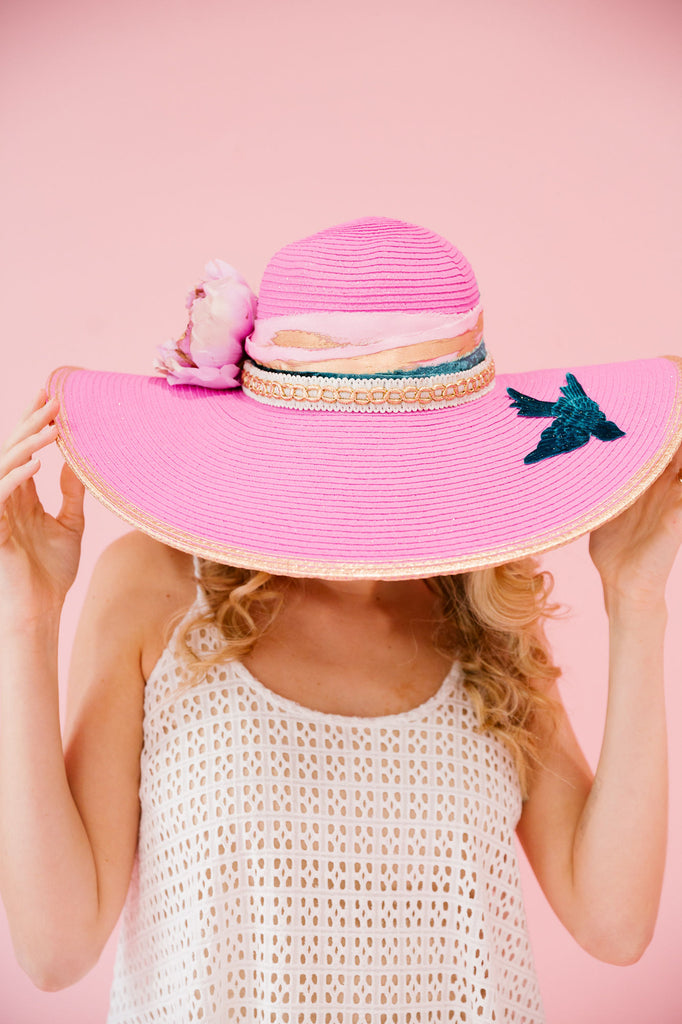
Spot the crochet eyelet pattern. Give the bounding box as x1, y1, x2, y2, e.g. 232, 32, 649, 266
108, 598, 546, 1023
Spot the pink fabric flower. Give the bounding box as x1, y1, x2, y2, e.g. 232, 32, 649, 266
155, 259, 257, 388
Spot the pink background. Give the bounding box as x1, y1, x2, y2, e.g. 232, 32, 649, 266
2, 0, 682, 1020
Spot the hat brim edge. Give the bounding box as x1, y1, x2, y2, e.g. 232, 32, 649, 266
47, 356, 682, 580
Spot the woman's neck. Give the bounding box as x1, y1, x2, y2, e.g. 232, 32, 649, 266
288, 576, 438, 615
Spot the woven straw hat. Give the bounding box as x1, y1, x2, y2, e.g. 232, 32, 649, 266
47, 217, 682, 579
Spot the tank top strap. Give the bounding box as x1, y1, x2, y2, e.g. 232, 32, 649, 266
191, 553, 211, 612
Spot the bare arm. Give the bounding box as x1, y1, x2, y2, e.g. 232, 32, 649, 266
518, 454, 681, 964
0, 393, 147, 990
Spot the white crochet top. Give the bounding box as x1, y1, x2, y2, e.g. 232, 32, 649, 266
107, 586, 545, 1024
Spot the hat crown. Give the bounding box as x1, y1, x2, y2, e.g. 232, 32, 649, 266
257, 217, 480, 318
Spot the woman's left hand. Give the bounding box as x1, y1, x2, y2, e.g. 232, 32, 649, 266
589, 447, 682, 606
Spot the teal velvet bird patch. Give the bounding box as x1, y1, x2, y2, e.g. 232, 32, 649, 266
507, 373, 626, 464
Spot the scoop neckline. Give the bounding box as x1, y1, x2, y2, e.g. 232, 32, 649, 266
230, 658, 458, 725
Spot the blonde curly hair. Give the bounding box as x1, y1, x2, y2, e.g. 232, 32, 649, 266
172, 557, 561, 798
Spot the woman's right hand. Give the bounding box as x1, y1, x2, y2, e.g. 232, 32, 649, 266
0, 388, 86, 621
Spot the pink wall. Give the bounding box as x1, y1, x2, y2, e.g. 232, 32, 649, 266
2, 0, 682, 1020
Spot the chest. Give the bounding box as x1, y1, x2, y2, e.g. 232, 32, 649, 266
239, 604, 452, 719
140, 660, 523, 874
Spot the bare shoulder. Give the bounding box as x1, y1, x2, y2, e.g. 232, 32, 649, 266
94, 529, 194, 596
86, 530, 197, 678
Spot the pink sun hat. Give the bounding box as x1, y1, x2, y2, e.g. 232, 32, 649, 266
46, 217, 682, 580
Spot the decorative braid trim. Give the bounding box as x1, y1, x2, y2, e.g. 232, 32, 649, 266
241, 355, 496, 412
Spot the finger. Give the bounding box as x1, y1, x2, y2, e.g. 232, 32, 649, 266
56, 462, 85, 534
640, 459, 681, 511
21, 388, 47, 418
635, 467, 682, 543
664, 442, 682, 476
9, 461, 41, 519
2, 400, 59, 456
0, 423, 59, 477
0, 459, 41, 514
1, 396, 60, 455
663, 461, 682, 509
654, 461, 682, 514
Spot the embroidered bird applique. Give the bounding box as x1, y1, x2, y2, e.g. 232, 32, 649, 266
507, 372, 626, 464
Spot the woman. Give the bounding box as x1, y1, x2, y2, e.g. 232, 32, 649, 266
1, 217, 680, 1022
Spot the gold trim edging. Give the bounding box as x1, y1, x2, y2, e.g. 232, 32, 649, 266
241, 357, 495, 410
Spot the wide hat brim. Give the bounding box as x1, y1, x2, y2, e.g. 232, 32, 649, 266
47, 356, 682, 580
